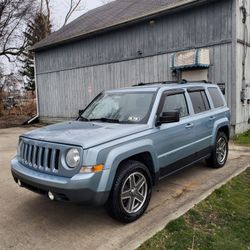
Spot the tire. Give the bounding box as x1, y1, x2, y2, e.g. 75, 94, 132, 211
106, 160, 152, 223
206, 131, 229, 168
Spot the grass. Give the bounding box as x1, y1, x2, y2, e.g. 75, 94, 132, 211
138, 167, 250, 250
234, 130, 250, 146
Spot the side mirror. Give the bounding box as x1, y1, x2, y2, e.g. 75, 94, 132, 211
156, 111, 180, 126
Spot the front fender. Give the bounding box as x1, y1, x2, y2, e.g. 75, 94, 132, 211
99, 139, 158, 191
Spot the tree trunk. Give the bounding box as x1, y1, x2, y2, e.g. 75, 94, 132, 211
0, 89, 4, 116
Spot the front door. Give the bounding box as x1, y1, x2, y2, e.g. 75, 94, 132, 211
154, 89, 196, 177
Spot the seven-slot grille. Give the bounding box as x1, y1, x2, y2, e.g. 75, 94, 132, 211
19, 140, 60, 174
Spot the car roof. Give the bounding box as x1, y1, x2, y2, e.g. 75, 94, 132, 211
106, 82, 218, 93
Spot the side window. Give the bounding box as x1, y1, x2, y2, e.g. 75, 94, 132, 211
161, 93, 189, 118
208, 87, 225, 108
189, 90, 210, 114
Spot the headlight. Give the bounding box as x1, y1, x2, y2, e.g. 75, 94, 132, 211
66, 148, 81, 168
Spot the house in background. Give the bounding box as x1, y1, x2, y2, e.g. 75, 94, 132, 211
0, 73, 36, 116
0, 74, 24, 110
32, 0, 250, 135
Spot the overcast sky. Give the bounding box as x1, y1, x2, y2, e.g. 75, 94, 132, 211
2, 0, 108, 73
51, 0, 105, 29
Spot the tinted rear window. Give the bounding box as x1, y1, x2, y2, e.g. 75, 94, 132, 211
189, 91, 210, 114
208, 87, 225, 108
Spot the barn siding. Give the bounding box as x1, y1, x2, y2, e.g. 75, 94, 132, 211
36, 0, 232, 75
37, 43, 233, 120
234, 0, 250, 133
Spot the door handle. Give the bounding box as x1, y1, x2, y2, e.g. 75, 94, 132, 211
209, 116, 215, 121
185, 123, 194, 129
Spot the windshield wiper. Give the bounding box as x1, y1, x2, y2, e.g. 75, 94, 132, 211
77, 110, 90, 121
89, 118, 120, 123
79, 116, 90, 122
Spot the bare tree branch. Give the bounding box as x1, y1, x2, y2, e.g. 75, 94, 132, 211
63, 0, 86, 26
39, 0, 51, 35
45, 0, 50, 22
0, 0, 35, 62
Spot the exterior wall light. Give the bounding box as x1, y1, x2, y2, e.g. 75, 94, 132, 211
137, 50, 143, 56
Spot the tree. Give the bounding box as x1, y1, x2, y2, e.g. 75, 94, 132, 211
20, 11, 52, 92
0, 0, 35, 62
20, 0, 88, 92
63, 0, 86, 26
0, 67, 5, 115
39, 0, 51, 34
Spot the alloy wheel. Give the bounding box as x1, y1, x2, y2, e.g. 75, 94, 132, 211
216, 137, 227, 164
120, 172, 148, 214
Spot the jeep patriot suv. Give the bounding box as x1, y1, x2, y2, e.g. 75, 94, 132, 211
11, 82, 230, 222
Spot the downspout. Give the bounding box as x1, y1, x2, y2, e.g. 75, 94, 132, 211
26, 53, 39, 124
240, 0, 248, 103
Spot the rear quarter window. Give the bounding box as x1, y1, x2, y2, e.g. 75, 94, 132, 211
208, 87, 225, 108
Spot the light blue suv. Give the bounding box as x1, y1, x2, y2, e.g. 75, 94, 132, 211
11, 82, 230, 222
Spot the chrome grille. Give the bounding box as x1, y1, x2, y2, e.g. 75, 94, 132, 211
20, 140, 60, 174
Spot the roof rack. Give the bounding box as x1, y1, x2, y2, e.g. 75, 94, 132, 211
132, 80, 212, 87
132, 81, 178, 87
179, 79, 212, 84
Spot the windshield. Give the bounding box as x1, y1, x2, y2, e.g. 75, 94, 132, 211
81, 92, 155, 124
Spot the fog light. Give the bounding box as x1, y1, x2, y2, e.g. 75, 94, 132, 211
17, 179, 22, 187
80, 164, 104, 174
48, 191, 55, 201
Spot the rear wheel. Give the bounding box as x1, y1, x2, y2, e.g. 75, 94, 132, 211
206, 131, 228, 168
107, 160, 152, 223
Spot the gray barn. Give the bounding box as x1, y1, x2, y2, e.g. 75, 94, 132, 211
33, 0, 250, 135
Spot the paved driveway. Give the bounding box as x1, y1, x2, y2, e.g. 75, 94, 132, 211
0, 127, 249, 250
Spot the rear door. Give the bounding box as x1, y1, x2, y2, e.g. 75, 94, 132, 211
187, 87, 213, 155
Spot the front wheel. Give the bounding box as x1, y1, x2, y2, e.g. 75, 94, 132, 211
206, 131, 229, 168
107, 160, 152, 223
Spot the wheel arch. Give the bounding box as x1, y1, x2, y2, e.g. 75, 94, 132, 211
118, 152, 156, 185
103, 140, 159, 191
212, 118, 230, 145
217, 125, 230, 140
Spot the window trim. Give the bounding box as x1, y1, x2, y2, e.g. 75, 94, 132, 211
187, 86, 205, 92
157, 90, 190, 118
207, 87, 225, 109
201, 90, 211, 110
188, 90, 211, 114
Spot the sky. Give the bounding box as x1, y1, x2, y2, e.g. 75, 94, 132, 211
2, 0, 108, 74
51, 0, 105, 29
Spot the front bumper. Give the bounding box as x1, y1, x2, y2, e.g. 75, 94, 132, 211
11, 158, 110, 206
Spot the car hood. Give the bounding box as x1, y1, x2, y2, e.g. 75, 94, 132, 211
22, 121, 150, 149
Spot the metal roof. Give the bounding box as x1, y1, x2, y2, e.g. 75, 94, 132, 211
32, 0, 199, 51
